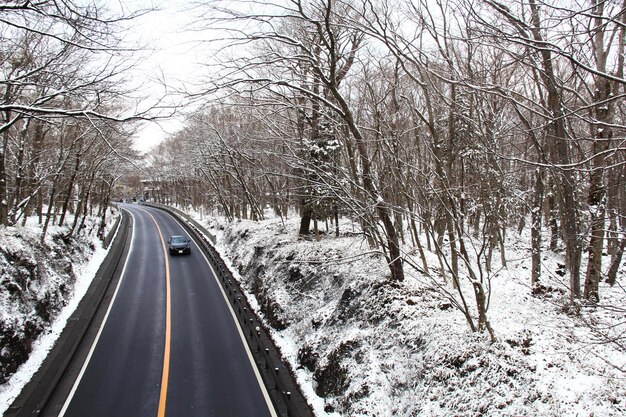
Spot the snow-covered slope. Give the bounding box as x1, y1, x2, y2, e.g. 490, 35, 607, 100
203, 214, 625, 417
1, 207, 623, 416
0, 216, 112, 414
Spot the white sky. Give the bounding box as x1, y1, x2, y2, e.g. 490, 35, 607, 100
113, 0, 207, 152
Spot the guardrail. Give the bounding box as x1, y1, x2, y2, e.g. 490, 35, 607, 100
145, 203, 217, 244
149, 203, 315, 417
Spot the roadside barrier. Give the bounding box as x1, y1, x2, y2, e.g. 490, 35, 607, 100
149, 204, 315, 417
6, 210, 131, 417
102, 205, 122, 248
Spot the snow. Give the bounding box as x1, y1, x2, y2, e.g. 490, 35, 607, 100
0, 214, 115, 415
1, 205, 624, 416
0, 245, 108, 409
194, 210, 625, 416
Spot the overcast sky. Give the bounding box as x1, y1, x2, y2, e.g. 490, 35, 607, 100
119, 0, 205, 152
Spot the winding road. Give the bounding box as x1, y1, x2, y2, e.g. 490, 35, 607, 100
56, 204, 275, 417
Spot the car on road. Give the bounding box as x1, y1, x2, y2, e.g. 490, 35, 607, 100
168, 235, 192, 255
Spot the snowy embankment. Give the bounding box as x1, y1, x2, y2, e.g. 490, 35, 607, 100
200, 214, 625, 417
0, 215, 113, 415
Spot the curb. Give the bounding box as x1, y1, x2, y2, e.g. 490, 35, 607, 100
4, 211, 131, 417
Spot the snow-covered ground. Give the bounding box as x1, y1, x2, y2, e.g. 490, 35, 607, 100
1, 206, 623, 416
197, 211, 625, 416
0, 213, 115, 415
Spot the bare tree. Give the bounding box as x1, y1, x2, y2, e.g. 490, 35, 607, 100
0, 0, 163, 226
196, 0, 406, 280
476, 0, 626, 302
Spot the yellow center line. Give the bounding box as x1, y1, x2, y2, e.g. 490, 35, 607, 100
147, 212, 172, 417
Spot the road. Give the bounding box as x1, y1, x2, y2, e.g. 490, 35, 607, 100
58, 204, 275, 417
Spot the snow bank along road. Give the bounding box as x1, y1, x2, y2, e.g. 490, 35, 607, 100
8, 204, 277, 417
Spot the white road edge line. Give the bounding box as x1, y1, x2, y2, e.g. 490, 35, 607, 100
168, 214, 278, 417
58, 209, 136, 417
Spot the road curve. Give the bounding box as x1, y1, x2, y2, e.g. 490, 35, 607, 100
60, 204, 275, 417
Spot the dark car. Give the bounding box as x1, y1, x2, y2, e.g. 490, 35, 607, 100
168, 235, 191, 255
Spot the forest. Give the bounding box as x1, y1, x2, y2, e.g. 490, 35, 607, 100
0, 0, 151, 243
0, 0, 156, 388
145, 0, 626, 339
1, 0, 625, 414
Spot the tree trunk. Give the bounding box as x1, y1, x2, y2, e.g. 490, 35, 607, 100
328, 83, 404, 281
98, 182, 113, 241
473, 281, 497, 342
584, 98, 612, 300
58, 142, 82, 227
41, 184, 57, 243
547, 190, 559, 251
531, 169, 545, 285
299, 201, 312, 235
0, 127, 10, 225
607, 237, 625, 286
584, 0, 623, 301
529, 0, 581, 300
10, 118, 31, 224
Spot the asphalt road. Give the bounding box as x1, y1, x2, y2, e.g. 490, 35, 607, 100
59, 204, 275, 417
